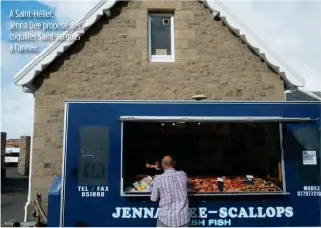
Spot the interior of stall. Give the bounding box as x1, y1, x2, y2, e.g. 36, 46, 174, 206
121, 121, 284, 195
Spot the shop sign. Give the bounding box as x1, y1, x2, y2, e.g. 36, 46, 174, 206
111, 206, 294, 226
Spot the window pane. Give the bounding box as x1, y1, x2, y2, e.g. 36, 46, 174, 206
150, 15, 171, 55
78, 126, 110, 186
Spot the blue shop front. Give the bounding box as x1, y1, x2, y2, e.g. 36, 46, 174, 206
48, 101, 321, 227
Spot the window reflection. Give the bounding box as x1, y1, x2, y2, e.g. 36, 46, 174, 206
150, 15, 172, 56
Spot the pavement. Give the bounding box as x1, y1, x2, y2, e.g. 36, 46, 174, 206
1, 167, 28, 226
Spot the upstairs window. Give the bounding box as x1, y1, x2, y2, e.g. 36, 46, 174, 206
148, 13, 175, 62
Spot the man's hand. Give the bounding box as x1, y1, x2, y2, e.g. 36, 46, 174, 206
146, 162, 161, 170
155, 161, 161, 170
150, 165, 161, 170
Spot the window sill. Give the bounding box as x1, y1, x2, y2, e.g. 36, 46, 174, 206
149, 55, 175, 63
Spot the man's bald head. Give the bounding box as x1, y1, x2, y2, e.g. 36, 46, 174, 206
161, 155, 175, 170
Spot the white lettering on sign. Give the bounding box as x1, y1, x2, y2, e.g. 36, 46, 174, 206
303, 186, 320, 191
190, 219, 206, 226
219, 207, 293, 218
111, 206, 294, 219
78, 186, 108, 197
199, 207, 207, 218
190, 218, 233, 227
297, 191, 321, 197
81, 191, 104, 197
190, 208, 198, 218
208, 219, 231, 226
298, 186, 321, 197
97, 186, 109, 191
112, 207, 160, 219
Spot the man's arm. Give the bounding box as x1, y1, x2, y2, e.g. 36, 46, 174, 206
179, 171, 191, 188
179, 171, 189, 182
150, 181, 159, 202
146, 161, 161, 170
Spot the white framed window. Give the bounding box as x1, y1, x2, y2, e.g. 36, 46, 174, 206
148, 13, 175, 62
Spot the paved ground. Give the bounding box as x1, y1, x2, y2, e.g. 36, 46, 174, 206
1, 167, 28, 226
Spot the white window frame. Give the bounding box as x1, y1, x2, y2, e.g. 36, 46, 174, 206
148, 13, 175, 63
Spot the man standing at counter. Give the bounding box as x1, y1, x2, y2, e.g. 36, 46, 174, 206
151, 155, 190, 227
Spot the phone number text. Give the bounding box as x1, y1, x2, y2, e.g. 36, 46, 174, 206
297, 191, 321, 197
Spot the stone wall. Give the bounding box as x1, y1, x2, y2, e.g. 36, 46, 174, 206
17, 136, 31, 176
30, 0, 285, 213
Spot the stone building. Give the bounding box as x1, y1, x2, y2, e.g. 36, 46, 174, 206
13, 0, 319, 217
6, 139, 20, 148
3, 137, 31, 174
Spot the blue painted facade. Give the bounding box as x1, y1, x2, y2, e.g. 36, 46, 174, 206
47, 176, 61, 227
49, 101, 321, 227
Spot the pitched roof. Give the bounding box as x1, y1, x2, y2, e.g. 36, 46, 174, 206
14, 0, 306, 93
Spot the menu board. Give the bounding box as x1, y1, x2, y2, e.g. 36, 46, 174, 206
78, 126, 110, 186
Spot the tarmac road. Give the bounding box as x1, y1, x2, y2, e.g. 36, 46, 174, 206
1, 167, 28, 226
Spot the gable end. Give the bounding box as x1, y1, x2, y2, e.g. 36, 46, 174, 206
14, 0, 305, 92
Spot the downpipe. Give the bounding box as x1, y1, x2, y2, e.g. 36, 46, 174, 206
24, 94, 35, 222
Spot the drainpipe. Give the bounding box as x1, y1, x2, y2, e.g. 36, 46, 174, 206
24, 89, 35, 222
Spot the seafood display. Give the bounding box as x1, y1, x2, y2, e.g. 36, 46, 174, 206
126, 175, 281, 194
189, 176, 282, 193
